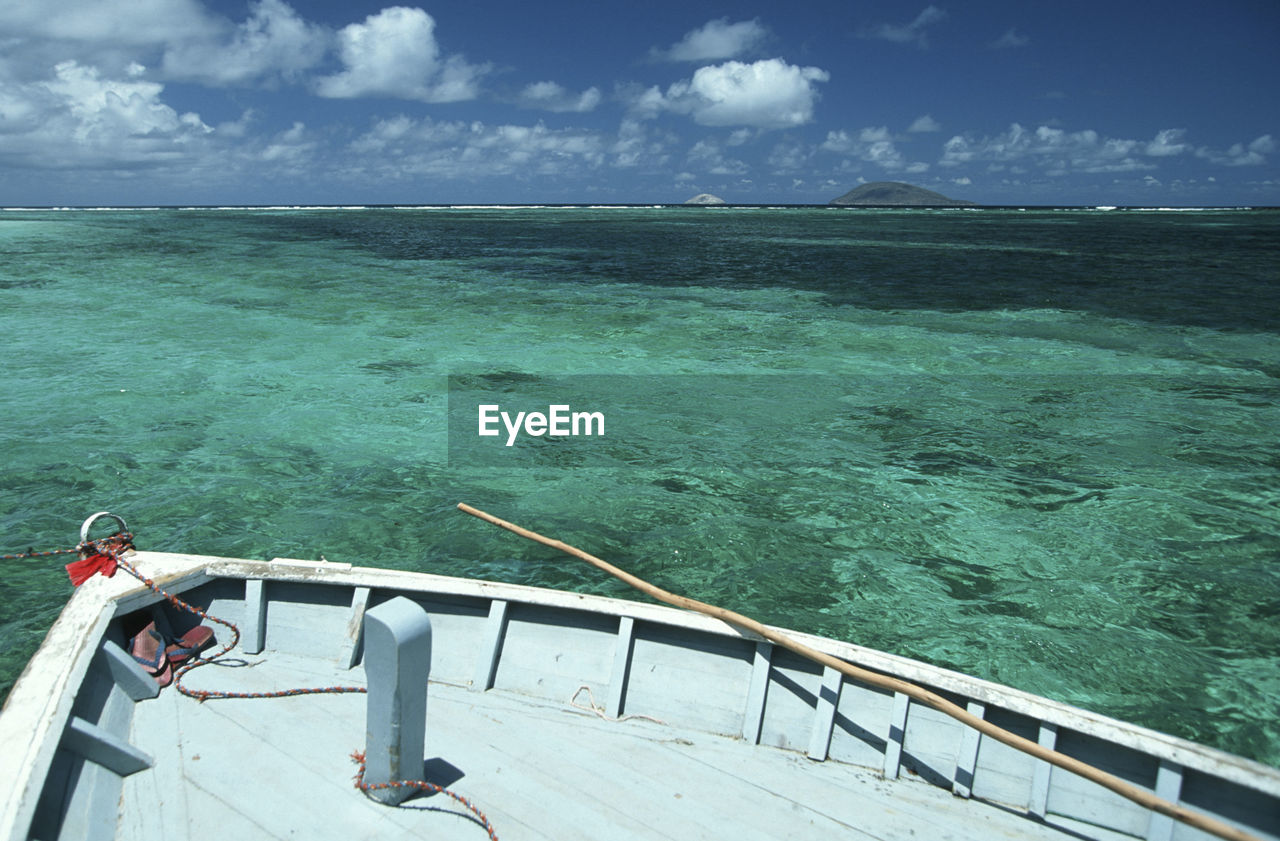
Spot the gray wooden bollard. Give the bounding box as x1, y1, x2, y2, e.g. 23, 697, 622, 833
363, 596, 433, 804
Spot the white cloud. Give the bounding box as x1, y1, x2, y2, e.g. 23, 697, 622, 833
517, 81, 602, 113
1145, 128, 1189, 157
1196, 134, 1274, 166
0, 61, 212, 169
654, 18, 768, 62
821, 126, 927, 173
257, 120, 316, 175
621, 83, 669, 120
215, 110, 255, 138
345, 115, 607, 181
940, 134, 975, 165
908, 114, 941, 133
767, 141, 808, 172
162, 0, 328, 86
611, 119, 674, 169
611, 120, 648, 168
863, 6, 946, 48
0, 0, 217, 48
990, 28, 1029, 49
315, 7, 489, 102
0, 0, 223, 85
648, 58, 830, 129
940, 123, 1163, 174
686, 139, 748, 175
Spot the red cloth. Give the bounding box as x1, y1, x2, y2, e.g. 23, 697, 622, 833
65, 552, 118, 586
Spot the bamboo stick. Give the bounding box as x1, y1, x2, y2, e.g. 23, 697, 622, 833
457, 502, 1262, 841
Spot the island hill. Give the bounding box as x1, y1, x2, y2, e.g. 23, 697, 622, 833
829, 181, 974, 207
679, 183, 973, 206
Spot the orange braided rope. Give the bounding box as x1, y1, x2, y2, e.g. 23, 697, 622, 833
457, 502, 1263, 841
351, 751, 499, 839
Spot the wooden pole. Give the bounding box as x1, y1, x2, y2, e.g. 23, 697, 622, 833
457, 502, 1262, 841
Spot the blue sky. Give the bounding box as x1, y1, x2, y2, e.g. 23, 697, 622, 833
1, 1, 1277, 205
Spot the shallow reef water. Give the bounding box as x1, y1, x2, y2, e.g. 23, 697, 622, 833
1, 206, 1277, 766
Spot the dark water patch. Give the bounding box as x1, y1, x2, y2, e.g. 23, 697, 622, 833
1022, 488, 1109, 512
1173, 445, 1280, 471
450, 370, 548, 390
360, 359, 428, 376
1168, 382, 1280, 407
653, 477, 698, 493
906, 554, 1000, 601
207, 296, 293, 312
0, 277, 52, 290
970, 599, 1035, 618
241, 208, 1280, 332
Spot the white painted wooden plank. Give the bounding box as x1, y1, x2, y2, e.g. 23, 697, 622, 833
337, 586, 370, 669
884, 691, 910, 779
54, 753, 126, 841
759, 650, 823, 753
471, 598, 508, 691
270, 556, 353, 571
1147, 760, 1183, 841
971, 710, 1041, 807
607, 616, 635, 717
100, 640, 160, 702
741, 642, 771, 744
120, 687, 188, 841
1029, 722, 1058, 818
61, 716, 152, 777
492, 606, 616, 703
629, 626, 754, 737
243, 578, 266, 655
807, 665, 843, 761
902, 696, 971, 785
826, 682, 894, 769
953, 700, 985, 798
109, 565, 214, 616
1048, 812, 1152, 841
396, 601, 486, 685
657, 718, 1077, 841
257, 580, 357, 657
1046, 730, 1155, 836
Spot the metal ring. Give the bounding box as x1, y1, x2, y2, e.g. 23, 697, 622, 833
80, 511, 129, 544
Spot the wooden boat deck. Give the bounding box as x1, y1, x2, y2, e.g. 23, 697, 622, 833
5, 551, 1278, 841
119, 652, 1077, 841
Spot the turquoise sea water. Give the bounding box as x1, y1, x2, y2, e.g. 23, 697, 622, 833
2, 207, 1278, 766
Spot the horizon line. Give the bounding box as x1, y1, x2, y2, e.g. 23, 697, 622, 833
3, 203, 1275, 212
